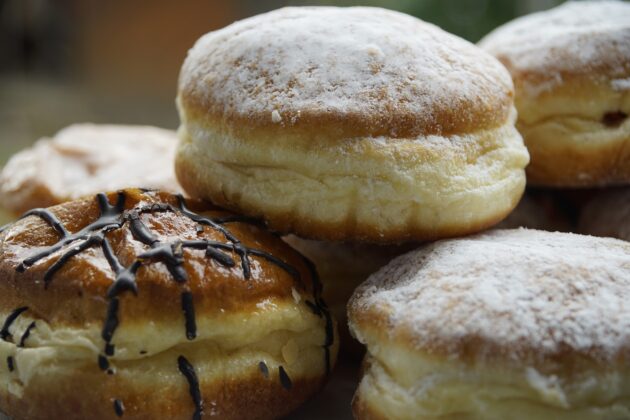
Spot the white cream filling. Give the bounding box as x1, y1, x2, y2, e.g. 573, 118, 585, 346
0, 302, 333, 399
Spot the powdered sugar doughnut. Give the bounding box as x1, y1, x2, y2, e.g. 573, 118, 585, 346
349, 229, 630, 419
176, 7, 529, 243
0, 124, 182, 215
480, 1, 630, 187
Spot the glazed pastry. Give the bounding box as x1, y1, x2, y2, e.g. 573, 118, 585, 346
349, 229, 630, 419
0, 189, 337, 419
283, 235, 414, 358
0, 124, 181, 215
579, 187, 630, 241
480, 1, 630, 187
176, 6, 529, 243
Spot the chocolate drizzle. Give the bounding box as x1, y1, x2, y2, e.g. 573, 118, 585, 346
102, 238, 142, 298
18, 321, 36, 348
20, 208, 69, 237
301, 257, 334, 374
15, 192, 127, 289
181, 291, 197, 340
258, 361, 269, 379
178, 355, 203, 420
113, 399, 125, 417
102, 298, 120, 357
1, 306, 28, 341
176, 195, 259, 280
6, 356, 14, 372
98, 355, 110, 371
278, 366, 293, 390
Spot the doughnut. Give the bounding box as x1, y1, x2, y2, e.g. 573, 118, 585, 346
283, 235, 414, 358
348, 229, 630, 419
579, 187, 630, 241
0, 189, 337, 419
175, 6, 529, 243
479, 1, 630, 187
0, 124, 181, 216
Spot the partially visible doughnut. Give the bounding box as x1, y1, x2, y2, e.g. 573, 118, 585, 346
283, 235, 414, 358
480, 1, 630, 187
0, 189, 337, 419
0, 124, 181, 215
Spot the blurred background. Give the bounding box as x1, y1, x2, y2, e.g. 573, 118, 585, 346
0, 0, 572, 222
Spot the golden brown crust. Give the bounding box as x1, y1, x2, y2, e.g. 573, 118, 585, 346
0, 189, 313, 327
490, 44, 630, 104
1, 185, 59, 219
348, 229, 630, 367
178, 7, 514, 140
478, 1, 630, 107
179, 92, 512, 144
0, 366, 322, 420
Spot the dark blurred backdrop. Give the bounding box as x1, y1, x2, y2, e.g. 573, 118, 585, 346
0, 0, 583, 223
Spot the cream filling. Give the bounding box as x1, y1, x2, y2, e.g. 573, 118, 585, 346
358, 351, 630, 420
0, 302, 333, 398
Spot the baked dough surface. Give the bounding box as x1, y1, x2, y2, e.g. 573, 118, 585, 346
349, 229, 630, 419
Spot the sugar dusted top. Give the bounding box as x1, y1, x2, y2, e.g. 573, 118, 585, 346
178, 7, 514, 138
349, 229, 630, 364
0, 124, 181, 215
479, 1, 630, 97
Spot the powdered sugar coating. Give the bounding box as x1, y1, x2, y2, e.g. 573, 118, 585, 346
349, 229, 630, 363
479, 1, 630, 97
179, 6, 514, 137
0, 124, 181, 214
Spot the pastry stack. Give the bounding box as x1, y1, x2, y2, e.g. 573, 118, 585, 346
0, 2, 629, 419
